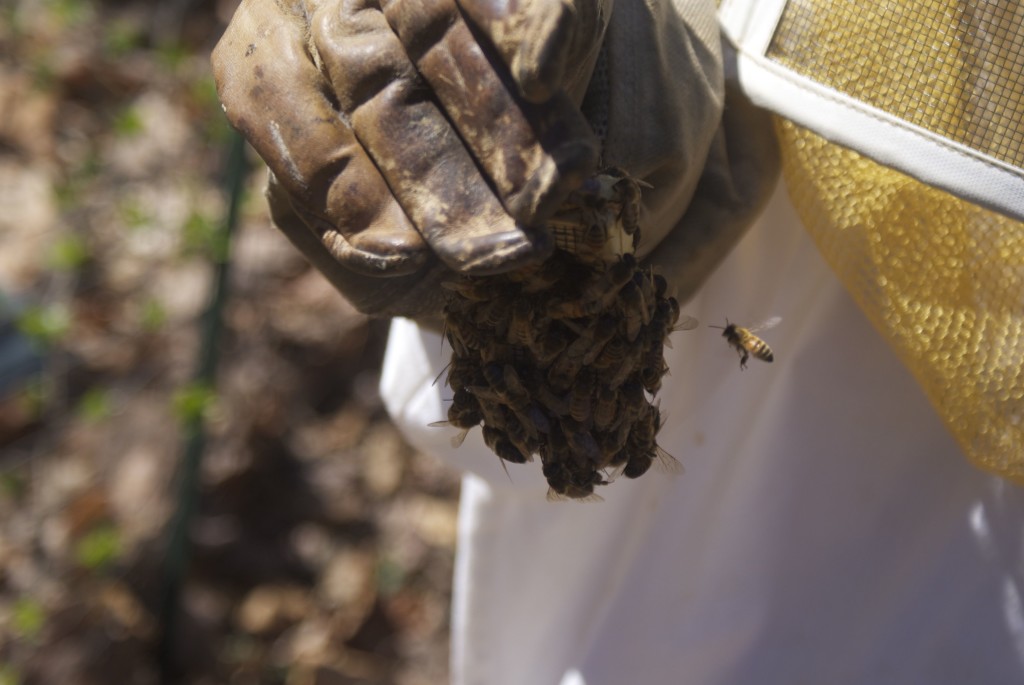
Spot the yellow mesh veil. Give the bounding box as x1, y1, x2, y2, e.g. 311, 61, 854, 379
750, 1, 1024, 481
776, 120, 1024, 482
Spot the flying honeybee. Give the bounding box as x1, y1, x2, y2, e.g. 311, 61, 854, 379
711, 317, 781, 369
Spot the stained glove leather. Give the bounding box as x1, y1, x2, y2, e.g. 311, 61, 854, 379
212, 0, 778, 316
213, 0, 607, 315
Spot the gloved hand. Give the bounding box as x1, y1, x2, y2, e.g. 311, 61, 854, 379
212, 0, 608, 316
212, 0, 777, 317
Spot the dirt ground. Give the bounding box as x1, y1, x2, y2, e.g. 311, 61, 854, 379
0, 2, 460, 683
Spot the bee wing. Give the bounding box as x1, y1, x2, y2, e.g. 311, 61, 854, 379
450, 428, 470, 448
427, 420, 471, 448
748, 316, 782, 333
674, 315, 699, 331
431, 359, 453, 387
653, 445, 684, 476
602, 461, 628, 483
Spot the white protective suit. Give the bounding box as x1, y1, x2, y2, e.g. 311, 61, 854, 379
383, 186, 1024, 685
380, 1, 1024, 683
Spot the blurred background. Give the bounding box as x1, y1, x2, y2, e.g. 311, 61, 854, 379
0, 1, 460, 683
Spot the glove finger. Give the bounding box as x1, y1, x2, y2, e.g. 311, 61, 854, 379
267, 176, 448, 317
212, 0, 427, 275
313, 1, 551, 274
455, 0, 575, 103
380, 0, 599, 227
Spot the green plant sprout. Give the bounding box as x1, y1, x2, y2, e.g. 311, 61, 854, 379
75, 524, 122, 570
46, 234, 90, 271
11, 597, 45, 641
16, 304, 70, 348
76, 387, 112, 422
172, 382, 217, 424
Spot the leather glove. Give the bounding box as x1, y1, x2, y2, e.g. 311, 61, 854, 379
212, 0, 609, 316
213, 0, 777, 317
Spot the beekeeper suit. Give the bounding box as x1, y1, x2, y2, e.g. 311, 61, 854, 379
213, 1, 1024, 682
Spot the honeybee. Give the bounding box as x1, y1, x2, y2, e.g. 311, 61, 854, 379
639, 355, 668, 394
652, 272, 669, 299
581, 315, 620, 366
543, 460, 605, 502
592, 385, 619, 432
549, 254, 636, 319
518, 256, 566, 293
711, 317, 781, 369
535, 384, 570, 416
533, 325, 572, 366
449, 388, 482, 425
446, 358, 484, 391
622, 451, 654, 479
482, 362, 528, 403
473, 299, 506, 333
507, 298, 537, 347
547, 350, 585, 393
561, 319, 602, 363
566, 427, 601, 465
516, 402, 552, 436
622, 407, 682, 478
608, 345, 642, 390
615, 379, 645, 428
644, 296, 695, 350
611, 170, 647, 237
446, 319, 487, 352
619, 279, 648, 342
592, 338, 627, 373
428, 387, 483, 445
483, 425, 529, 464
569, 370, 596, 424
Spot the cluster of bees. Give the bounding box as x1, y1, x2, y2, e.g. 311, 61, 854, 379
439, 249, 694, 499
436, 170, 778, 500
434, 169, 686, 499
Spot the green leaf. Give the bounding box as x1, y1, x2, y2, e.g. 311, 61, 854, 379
172, 383, 217, 423
155, 41, 188, 72
75, 524, 122, 570
0, 663, 22, 685
16, 304, 70, 347
112, 106, 144, 138
53, 153, 101, 210
181, 210, 229, 261
102, 18, 143, 57
76, 388, 112, 422
140, 298, 167, 332
17, 378, 50, 418
11, 597, 45, 640
0, 472, 27, 500
118, 198, 151, 230
45, 0, 92, 28
47, 234, 89, 271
